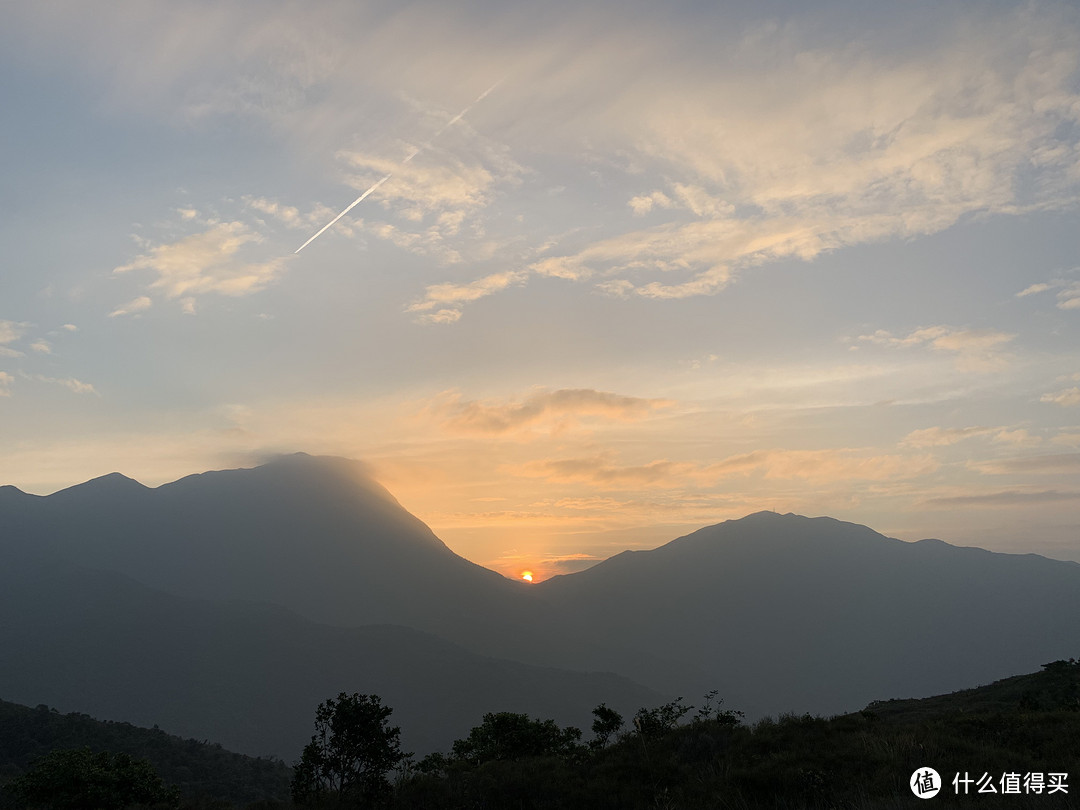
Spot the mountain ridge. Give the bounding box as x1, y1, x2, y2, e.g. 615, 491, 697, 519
3, 454, 1079, 757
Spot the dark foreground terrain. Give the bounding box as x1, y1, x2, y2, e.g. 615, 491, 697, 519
2, 659, 1078, 809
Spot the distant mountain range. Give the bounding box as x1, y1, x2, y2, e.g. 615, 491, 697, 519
3, 453, 1079, 759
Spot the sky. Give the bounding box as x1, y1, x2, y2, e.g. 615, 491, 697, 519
2, 0, 1079, 579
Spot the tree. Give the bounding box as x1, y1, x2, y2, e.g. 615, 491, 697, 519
8, 747, 179, 810
633, 697, 692, 738
291, 692, 407, 807
590, 703, 624, 749
450, 712, 583, 765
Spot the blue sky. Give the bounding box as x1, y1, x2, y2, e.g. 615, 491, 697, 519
2, 0, 1079, 577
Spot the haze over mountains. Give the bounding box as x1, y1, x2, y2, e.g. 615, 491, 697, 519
3, 453, 1079, 758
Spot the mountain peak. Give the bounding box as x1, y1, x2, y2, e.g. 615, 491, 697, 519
48, 472, 147, 501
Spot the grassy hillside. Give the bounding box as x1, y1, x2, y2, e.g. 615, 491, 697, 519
2, 661, 1077, 808
393, 659, 1080, 809
0, 699, 290, 807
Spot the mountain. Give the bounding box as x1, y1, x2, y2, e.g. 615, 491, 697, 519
5, 458, 1079, 752
535, 511, 1080, 719
0, 454, 586, 667
3, 454, 513, 627
0, 559, 660, 760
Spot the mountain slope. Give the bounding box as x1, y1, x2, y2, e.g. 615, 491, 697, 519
6, 460, 1080, 734
536, 511, 1080, 719
0, 454, 567, 664
0, 698, 290, 806
0, 559, 660, 760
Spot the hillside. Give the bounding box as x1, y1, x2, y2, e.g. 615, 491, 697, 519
536, 511, 1080, 718
394, 660, 1080, 809
4, 457, 1080, 757
0, 560, 660, 760
0, 454, 619, 672
0, 699, 290, 807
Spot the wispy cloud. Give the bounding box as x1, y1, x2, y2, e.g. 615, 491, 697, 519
114, 222, 285, 303
516, 456, 695, 489
1014, 278, 1080, 310
902, 425, 1042, 448
429, 388, 674, 435
0, 320, 28, 357
857, 326, 1015, 371
0, 371, 12, 396
902, 426, 998, 447
31, 375, 97, 395
406, 269, 527, 323
108, 296, 153, 318
972, 453, 1080, 475
922, 489, 1080, 508
514, 447, 937, 489
1041, 387, 1080, 407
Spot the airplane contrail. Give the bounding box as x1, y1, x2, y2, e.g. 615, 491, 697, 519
294, 80, 502, 254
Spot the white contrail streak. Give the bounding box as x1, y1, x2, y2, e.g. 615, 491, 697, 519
294, 80, 501, 254
293, 175, 391, 254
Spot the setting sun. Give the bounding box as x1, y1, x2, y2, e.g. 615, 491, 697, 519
521, 571, 534, 583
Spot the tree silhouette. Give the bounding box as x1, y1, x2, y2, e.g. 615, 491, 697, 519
590, 703, 624, 749
291, 692, 407, 807
8, 747, 178, 810
450, 712, 583, 765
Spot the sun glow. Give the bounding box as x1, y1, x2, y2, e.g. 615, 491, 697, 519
521, 571, 534, 582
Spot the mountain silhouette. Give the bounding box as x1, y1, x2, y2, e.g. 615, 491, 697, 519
4, 458, 1080, 751
0, 558, 659, 759
1, 454, 559, 658
536, 511, 1080, 718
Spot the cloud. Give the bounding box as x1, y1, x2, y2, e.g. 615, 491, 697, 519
0, 320, 27, 356
1013, 279, 1080, 310
972, 453, 1080, 475
430, 388, 675, 435
0, 371, 12, 396
406, 269, 527, 323
1059, 285, 1080, 310
902, 426, 997, 447
858, 326, 1014, 371
338, 149, 498, 219
516, 456, 695, 489
1053, 431, 1080, 447
628, 190, 673, 216
245, 197, 306, 229
992, 429, 1042, 448
922, 490, 1080, 508
20, 3, 1077, 317
32, 375, 97, 395
706, 449, 939, 482
1017, 282, 1053, 297
30, 340, 51, 354
109, 296, 153, 318
1041, 387, 1080, 407
503, 6, 1080, 302
113, 222, 285, 301
1010, 282, 1080, 313
903, 425, 1041, 448
514, 447, 937, 489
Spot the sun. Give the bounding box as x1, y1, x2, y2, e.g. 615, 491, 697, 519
521, 571, 534, 583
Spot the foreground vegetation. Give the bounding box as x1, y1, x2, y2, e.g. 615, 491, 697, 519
0, 700, 289, 807
3, 661, 1079, 809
